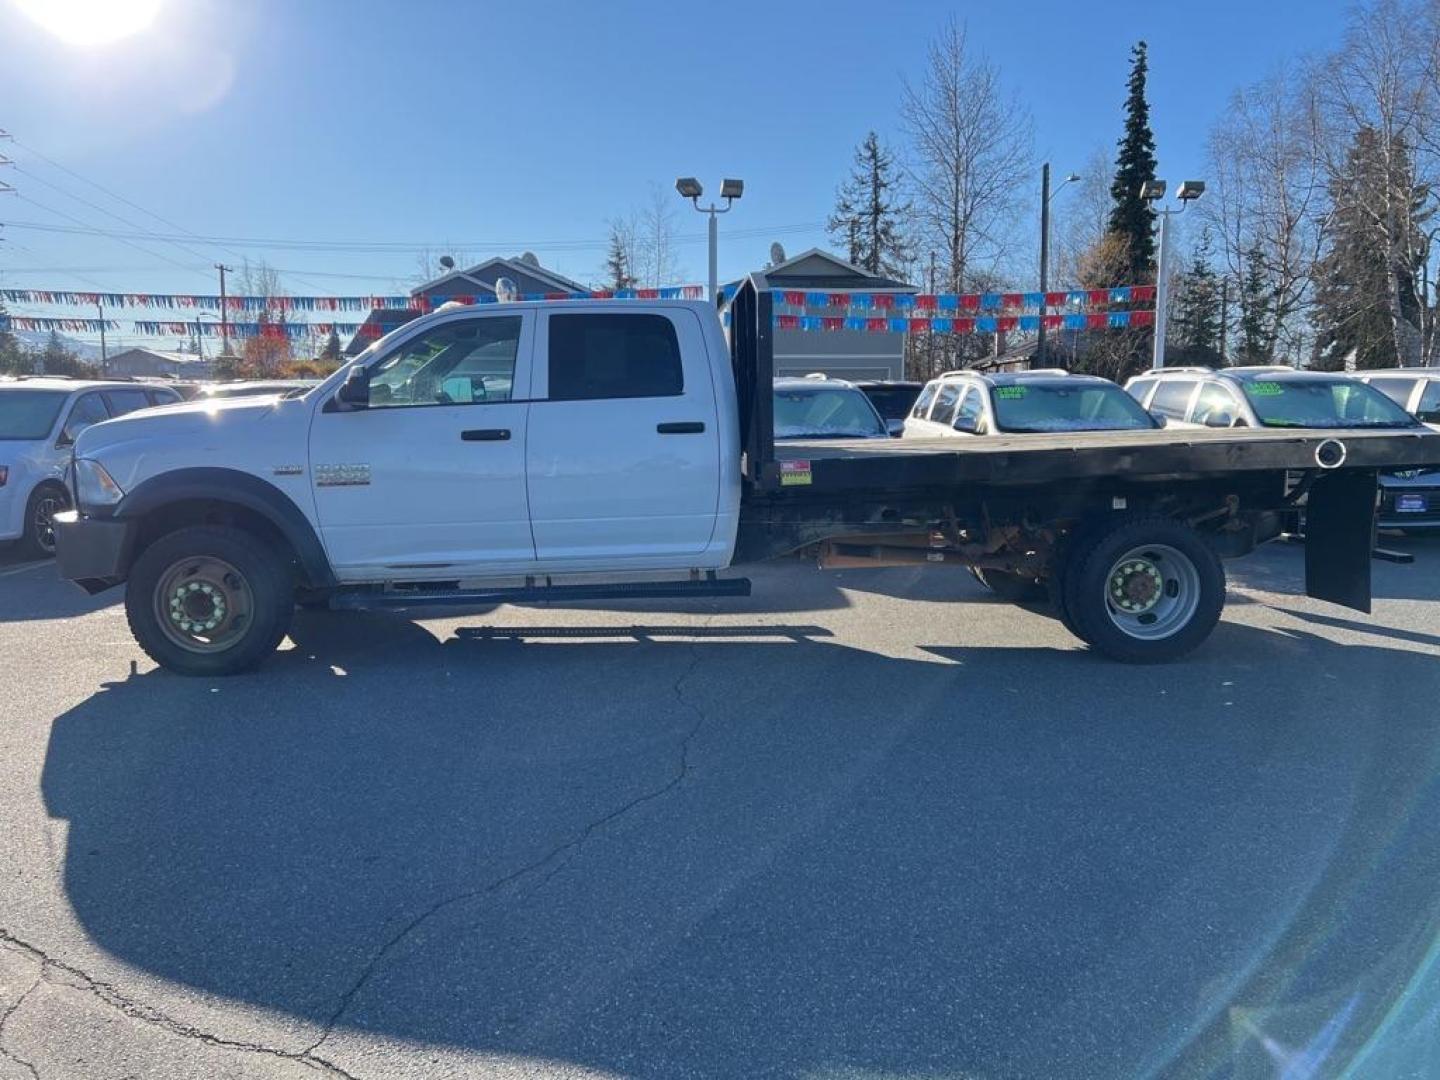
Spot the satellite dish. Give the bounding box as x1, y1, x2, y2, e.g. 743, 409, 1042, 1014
495, 276, 519, 303
518, 251, 541, 267
438, 255, 455, 271
769, 242, 787, 267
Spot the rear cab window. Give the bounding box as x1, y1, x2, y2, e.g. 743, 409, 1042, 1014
910, 382, 938, 419
930, 384, 961, 425
548, 313, 683, 400
1126, 378, 1157, 405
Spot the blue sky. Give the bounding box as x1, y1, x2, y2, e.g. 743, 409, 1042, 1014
1, 0, 1349, 331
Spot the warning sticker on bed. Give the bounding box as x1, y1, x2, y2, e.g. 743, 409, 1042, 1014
781, 460, 813, 486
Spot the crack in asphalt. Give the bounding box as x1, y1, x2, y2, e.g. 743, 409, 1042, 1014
0, 963, 43, 1080
0, 934, 359, 1080
303, 626, 714, 1059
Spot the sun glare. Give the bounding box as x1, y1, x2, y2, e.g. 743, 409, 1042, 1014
14, 0, 163, 47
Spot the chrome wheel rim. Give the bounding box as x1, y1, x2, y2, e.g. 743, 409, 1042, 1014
32, 492, 67, 553
153, 556, 254, 654
1103, 544, 1201, 641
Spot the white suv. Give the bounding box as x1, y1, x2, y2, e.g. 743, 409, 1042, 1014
0, 377, 182, 557
903, 368, 1158, 438
1354, 368, 1440, 429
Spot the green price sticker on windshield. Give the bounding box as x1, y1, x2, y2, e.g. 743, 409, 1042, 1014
995, 386, 1028, 399
1246, 381, 1284, 396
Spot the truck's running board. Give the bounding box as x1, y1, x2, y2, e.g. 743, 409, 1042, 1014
330, 576, 752, 611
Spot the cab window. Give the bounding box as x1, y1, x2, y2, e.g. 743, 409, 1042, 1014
910, 382, 938, 419
1415, 380, 1440, 423
1191, 383, 1241, 427
1127, 378, 1157, 405
60, 392, 111, 444
104, 388, 154, 417
367, 316, 523, 407
929, 384, 961, 425
954, 387, 984, 432
548, 313, 682, 401
1148, 380, 1196, 419
1366, 377, 1418, 410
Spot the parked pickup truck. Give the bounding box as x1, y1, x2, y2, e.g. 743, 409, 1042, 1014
52, 281, 1440, 675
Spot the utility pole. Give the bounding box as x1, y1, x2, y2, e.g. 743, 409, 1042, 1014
97, 301, 108, 373
1140, 179, 1206, 370
215, 263, 233, 356
1038, 163, 1050, 367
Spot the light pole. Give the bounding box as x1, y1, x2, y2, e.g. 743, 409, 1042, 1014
1140, 179, 1206, 369
1037, 163, 1079, 365
675, 177, 744, 301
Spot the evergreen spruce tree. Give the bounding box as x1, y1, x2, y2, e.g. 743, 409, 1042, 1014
827, 131, 908, 277
1236, 247, 1274, 364
1311, 126, 1425, 371
321, 327, 342, 364
0, 299, 21, 375
603, 227, 636, 291
1107, 42, 1159, 284
1172, 228, 1223, 363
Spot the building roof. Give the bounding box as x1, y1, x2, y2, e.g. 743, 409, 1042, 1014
412, 256, 586, 297
724, 248, 917, 301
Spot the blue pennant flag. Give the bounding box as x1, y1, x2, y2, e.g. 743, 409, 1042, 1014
1064, 313, 1086, 330
977, 316, 998, 333
937, 294, 960, 311
1023, 292, 1045, 309
1019, 315, 1040, 331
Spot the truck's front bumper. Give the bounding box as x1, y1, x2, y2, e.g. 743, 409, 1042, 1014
53, 510, 133, 594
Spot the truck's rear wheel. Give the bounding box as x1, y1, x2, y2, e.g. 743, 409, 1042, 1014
126, 526, 293, 676
1061, 517, 1224, 663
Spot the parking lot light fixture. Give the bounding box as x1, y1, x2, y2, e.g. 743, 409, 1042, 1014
1146, 178, 1207, 370
676, 175, 745, 302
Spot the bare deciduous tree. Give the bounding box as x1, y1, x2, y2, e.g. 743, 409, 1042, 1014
900, 17, 1033, 294
632, 184, 683, 288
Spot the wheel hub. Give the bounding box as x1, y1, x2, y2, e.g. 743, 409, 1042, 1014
153, 557, 253, 652
169, 581, 228, 633
1109, 559, 1164, 614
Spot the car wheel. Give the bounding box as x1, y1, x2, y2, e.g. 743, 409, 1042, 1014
126, 526, 293, 676
1061, 516, 1225, 663
21, 483, 71, 560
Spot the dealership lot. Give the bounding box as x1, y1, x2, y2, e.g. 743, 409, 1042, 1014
2, 541, 1439, 1079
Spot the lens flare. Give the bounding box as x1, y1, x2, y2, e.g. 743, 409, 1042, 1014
14, 0, 163, 47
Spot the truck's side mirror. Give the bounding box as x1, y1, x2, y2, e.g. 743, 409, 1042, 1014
337, 366, 370, 408
953, 413, 980, 435
1149, 410, 1168, 428
886, 418, 905, 438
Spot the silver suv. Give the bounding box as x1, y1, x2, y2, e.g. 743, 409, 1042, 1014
1124, 366, 1416, 430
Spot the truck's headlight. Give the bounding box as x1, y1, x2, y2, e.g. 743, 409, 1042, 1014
74, 458, 125, 508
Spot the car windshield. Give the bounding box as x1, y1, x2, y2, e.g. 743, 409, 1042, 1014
773, 386, 887, 438
861, 387, 920, 421
1241, 378, 1418, 428
0, 390, 68, 440
990, 382, 1158, 433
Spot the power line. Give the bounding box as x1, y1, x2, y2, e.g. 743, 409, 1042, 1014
0, 216, 827, 255
15, 195, 213, 280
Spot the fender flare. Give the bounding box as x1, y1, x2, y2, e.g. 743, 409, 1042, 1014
115, 467, 336, 587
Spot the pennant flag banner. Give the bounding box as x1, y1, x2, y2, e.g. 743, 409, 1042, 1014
0, 285, 707, 311
771, 284, 1155, 316
132, 320, 366, 340
773, 308, 1155, 335
0, 316, 120, 333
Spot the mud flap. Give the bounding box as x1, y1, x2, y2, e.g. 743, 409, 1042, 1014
1304, 469, 1377, 613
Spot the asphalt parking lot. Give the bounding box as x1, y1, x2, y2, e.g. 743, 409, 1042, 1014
2, 539, 1439, 1080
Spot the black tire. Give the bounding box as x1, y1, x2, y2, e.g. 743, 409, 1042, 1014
294, 587, 334, 611
971, 567, 1048, 603
21, 482, 70, 560
126, 526, 293, 676
1060, 516, 1225, 663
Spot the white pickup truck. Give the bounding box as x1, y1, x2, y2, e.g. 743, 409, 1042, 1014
53, 283, 1440, 675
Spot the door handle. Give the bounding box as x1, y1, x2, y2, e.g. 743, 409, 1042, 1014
461, 428, 511, 441
657, 421, 705, 434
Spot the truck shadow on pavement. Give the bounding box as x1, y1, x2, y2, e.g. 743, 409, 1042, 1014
37, 612, 1440, 1079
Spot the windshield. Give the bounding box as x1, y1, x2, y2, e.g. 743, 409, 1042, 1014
773, 386, 887, 438
0, 390, 68, 440
1241, 378, 1418, 428
990, 383, 1158, 433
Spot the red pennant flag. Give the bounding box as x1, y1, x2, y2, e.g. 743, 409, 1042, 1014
822, 317, 844, 331
1088, 289, 1110, 306
960, 294, 981, 311
1131, 309, 1155, 326
872, 293, 895, 309
915, 294, 937, 310
1044, 291, 1067, 308
1086, 313, 1107, 329
828, 292, 850, 308
781, 290, 805, 306
1043, 314, 1064, 329
955, 317, 976, 333
1131, 285, 1156, 302
998, 316, 1018, 332
865, 317, 887, 332
909, 318, 932, 334
777, 314, 800, 330
1001, 293, 1022, 309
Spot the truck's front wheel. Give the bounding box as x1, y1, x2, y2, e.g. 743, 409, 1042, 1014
126, 526, 293, 676
1061, 517, 1225, 663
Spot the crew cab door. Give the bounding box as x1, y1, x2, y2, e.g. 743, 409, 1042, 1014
525, 307, 721, 563
307, 311, 536, 578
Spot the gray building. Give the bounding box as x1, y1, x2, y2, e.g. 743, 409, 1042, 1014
104, 348, 212, 379
345, 255, 588, 355
729, 249, 918, 380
